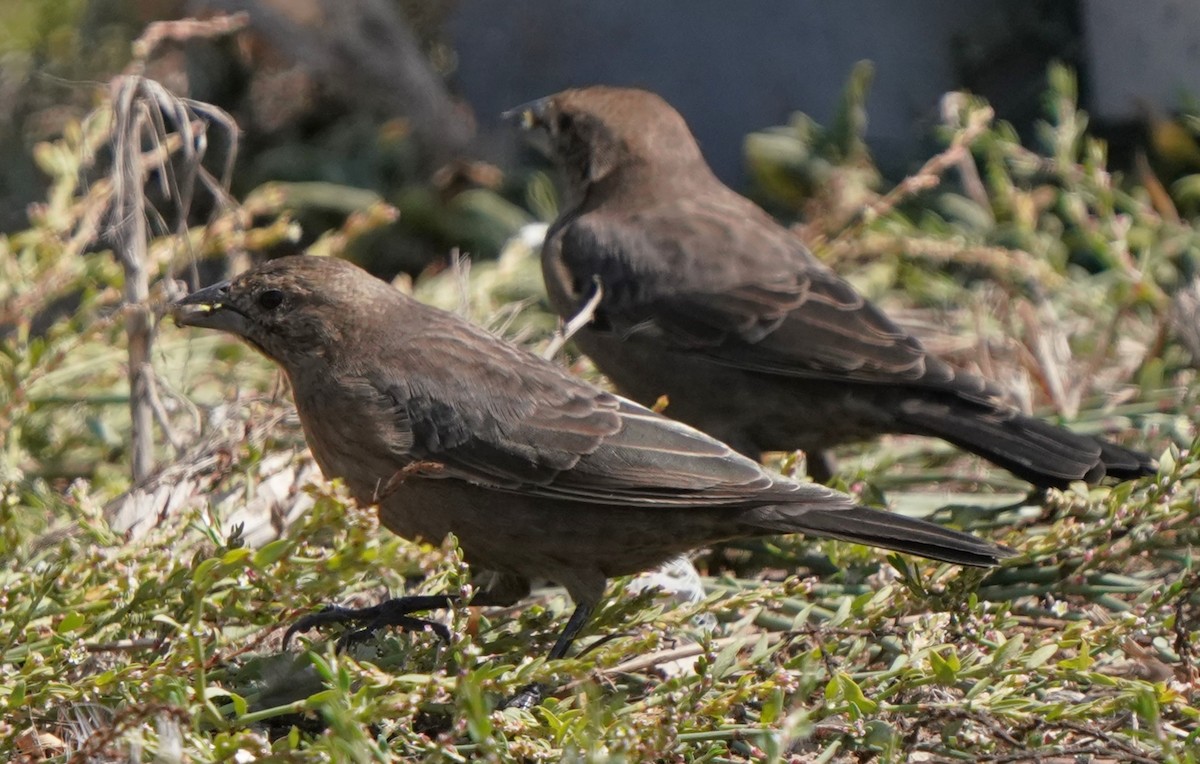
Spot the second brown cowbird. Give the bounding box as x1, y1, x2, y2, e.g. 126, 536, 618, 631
171, 256, 1005, 702
514, 85, 1155, 488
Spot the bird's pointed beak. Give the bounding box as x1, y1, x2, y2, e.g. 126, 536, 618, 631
502, 96, 551, 131
170, 280, 249, 335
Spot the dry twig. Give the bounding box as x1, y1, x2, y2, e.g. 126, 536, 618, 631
105, 67, 238, 484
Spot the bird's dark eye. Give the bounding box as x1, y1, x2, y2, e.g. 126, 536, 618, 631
258, 289, 284, 310
556, 113, 573, 132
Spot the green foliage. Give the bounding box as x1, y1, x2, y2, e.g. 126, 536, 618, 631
4, 66, 1200, 761
745, 60, 881, 227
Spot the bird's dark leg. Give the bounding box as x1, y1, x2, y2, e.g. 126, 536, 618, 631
506, 601, 595, 710
547, 601, 595, 660
806, 451, 837, 485
282, 594, 455, 651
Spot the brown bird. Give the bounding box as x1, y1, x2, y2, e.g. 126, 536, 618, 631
515, 86, 1155, 488
171, 255, 1006, 702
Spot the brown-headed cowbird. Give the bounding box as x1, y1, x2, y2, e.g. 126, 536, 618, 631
514, 86, 1155, 488
171, 255, 1005, 688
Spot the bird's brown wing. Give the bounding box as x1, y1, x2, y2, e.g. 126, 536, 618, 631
553, 205, 989, 399
374, 317, 845, 509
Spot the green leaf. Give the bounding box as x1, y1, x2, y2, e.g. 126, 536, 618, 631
761, 687, 783, 725
1057, 639, 1093, 671
192, 558, 222, 586
1025, 644, 1059, 669
711, 637, 744, 680
204, 686, 248, 716
991, 633, 1025, 666
929, 647, 960, 684
55, 611, 85, 634
304, 689, 340, 707
835, 672, 879, 716
220, 547, 252, 565
253, 538, 293, 568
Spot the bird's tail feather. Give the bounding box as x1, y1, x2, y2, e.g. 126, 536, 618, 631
752, 505, 1010, 567
1096, 439, 1158, 481
896, 400, 1153, 488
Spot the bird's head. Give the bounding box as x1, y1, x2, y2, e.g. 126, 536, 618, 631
508, 86, 707, 193
171, 256, 396, 370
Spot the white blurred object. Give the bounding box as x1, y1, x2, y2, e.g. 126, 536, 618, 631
517, 222, 549, 250
628, 555, 717, 632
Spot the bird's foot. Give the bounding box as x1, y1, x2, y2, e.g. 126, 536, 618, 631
282, 594, 455, 651
502, 682, 546, 710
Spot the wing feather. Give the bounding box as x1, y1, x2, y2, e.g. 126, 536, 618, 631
373, 313, 843, 509
554, 197, 990, 398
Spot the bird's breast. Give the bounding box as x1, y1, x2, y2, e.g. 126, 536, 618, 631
290, 375, 414, 506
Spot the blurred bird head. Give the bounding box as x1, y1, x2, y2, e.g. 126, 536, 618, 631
507, 86, 709, 193
171, 256, 395, 368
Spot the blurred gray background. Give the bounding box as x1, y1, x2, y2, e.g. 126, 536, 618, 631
450, 0, 1200, 183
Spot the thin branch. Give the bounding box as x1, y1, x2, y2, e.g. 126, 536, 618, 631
109, 77, 155, 484
144, 361, 183, 453
827, 103, 996, 246
129, 13, 251, 69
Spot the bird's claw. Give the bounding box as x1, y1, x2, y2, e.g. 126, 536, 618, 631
502, 682, 546, 710
281, 594, 455, 651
